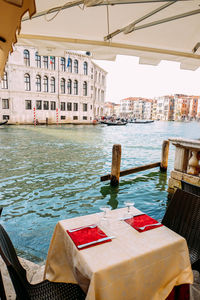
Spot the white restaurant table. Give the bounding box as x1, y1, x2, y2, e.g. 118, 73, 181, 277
44, 207, 193, 300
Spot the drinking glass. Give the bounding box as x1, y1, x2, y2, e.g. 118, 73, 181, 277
99, 206, 111, 228
123, 201, 135, 220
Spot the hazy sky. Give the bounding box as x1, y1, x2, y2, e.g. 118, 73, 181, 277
94, 55, 200, 104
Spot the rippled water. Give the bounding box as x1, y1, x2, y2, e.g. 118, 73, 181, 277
0, 121, 200, 262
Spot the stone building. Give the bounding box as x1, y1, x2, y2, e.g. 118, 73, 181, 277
0, 46, 106, 124
120, 97, 153, 119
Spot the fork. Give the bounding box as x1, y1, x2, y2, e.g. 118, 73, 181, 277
68, 224, 97, 232
136, 222, 162, 230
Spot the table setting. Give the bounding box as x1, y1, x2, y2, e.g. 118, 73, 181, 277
44, 204, 193, 300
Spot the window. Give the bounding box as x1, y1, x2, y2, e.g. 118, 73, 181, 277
67, 79, 72, 94
35, 52, 41, 68
61, 116, 66, 120
2, 99, 9, 109
67, 58, 72, 72
61, 78, 65, 94
43, 56, 48, 69
74, 60, 78, 73
50, 56, 55, 70
24, 49, 30, 66
102, 75, 105, 85
36, 75, 41, 92
43, 101, 49, 110
83, 81, 87, 96
51, 101, 56, 110
61, 102, 66, 111
24, 73, 31, 91
67, 102, 72, 111
73, 116, 78, 120
50, 77, 55, 93
74, 80, 78, 95
60, 57, 66, 71
1, 72, 8, 89
36, 100, 42, 110
90, 105, 92, 110
83, 116, 87, 120
25, 100, 32, 110
83, 103, 87, 112
83, 61, 88, 75
3, 115, 9, 120
43, 76, 48, 92
73, 103, 78, 111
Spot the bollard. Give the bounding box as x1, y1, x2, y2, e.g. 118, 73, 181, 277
160, 140, 169, 172
110, 144, 121, 186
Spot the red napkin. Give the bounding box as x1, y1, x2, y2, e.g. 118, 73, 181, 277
67, 226, 111, 250
125, 214, 163, 232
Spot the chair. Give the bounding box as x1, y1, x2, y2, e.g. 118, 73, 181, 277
162, 188, 200, 266
0, 224, 85, 300
181, 180, 200, 196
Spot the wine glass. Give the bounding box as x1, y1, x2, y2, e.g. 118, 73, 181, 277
123, 201, 135, 220
99, 206, 111, 228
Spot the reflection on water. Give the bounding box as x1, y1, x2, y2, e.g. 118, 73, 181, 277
0, 122, 200, 262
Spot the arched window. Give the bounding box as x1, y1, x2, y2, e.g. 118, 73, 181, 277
67, 58, 72, 73
36, 75, 41, 92
24, 49, 30, 66
35, 52, 41, 68
50, 56, 55, 70
60, 57, 66, 71
24, 73, 31, 91
67, 79, 72, 94
1, 72, 8, 89
43, 56, 48, 69
83, 81, 87, 96
74, 60, 78, 73
61, 78, 66, 94
74, 80, 78, 95
43, 76, 48, 92
83, 61, 88, 75
50, 77, 55, 93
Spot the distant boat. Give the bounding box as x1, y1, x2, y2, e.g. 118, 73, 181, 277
0, 120, 8, 126
106, 121, 127, 126
130, 120, 154, 124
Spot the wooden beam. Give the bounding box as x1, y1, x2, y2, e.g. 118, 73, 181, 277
101, 162, 161, 182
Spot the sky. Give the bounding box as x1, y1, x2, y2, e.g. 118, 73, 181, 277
94, 55, 200, 104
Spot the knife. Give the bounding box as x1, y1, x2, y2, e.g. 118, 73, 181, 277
120, 213, 145, 221
77, 236, 116, 249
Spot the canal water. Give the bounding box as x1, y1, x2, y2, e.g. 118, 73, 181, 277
0, 121, 200, 262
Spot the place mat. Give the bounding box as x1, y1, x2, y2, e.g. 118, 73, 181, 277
67, 226, 111, 250
125, 214, 163, 232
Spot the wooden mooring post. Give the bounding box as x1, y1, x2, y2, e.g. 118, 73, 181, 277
160, 140, 169, 172
101, 140, 169, 186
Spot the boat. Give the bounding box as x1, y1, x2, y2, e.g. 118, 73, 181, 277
130, 120, 154, 124
0, 120, 8, 126
106, 121, 127, 126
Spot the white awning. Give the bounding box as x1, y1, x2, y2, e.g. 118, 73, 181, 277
2, 0, 200, 73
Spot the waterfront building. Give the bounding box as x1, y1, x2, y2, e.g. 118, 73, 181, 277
120, 97, 153, 119
156, 95, 174, 121
197, 99, 200, 121
174, 94, 191, 121
104, 102, 121, 117
188, 96, 199, 120
152, 99, 157, 120
0, 46, 106, 124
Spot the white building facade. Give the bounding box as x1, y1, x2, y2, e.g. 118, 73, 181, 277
0, 46, 106, 124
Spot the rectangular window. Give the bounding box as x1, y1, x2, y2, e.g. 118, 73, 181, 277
61, 102, 66, 111
43, 101, 49, 110
83, 103, 87, 112
83, 116, 87, 120
51, 101, 56, 110
67, 102, 72, 111
90, 105, 92, 110
2, 99, 9, 109
1, 72, 8, 89
25, 100, 32, 110
3, 115, 9, 120
73, 103, 78, 111
73, 116, 78, 120
36, 100, 42, 110
61, 116, 66, 120
43, 56, 48, 69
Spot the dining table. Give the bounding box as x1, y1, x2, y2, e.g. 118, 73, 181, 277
44, 207, 193, 300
